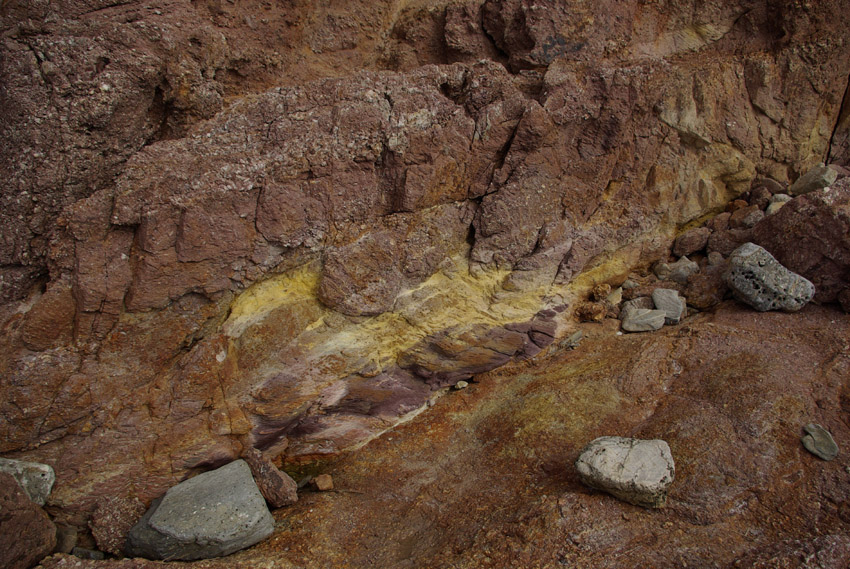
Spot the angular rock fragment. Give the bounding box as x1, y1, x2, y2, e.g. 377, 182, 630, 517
621, 308, 666, 333
801, 423, 839, 461
575, 436, 675, 508
667, 256, 699, 284
723, 243, 815, 312
652, 288, 686, 325
789, 163, 838, 196
0, 472, 56, 569
125, 460, 274, 561
0, 458, 55, 506
673, 227, 710, 257
242, 448, 298, 508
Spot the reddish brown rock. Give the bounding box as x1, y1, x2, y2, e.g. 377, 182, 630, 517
241, 448, 298, 509
728, 204, 765, 229
683, 263, 729, 310
0, 472, 56, 569
707, 228, 754, 256
89, 496, 146, 557
672, 227, 711, 257
748, 185, 773, 209
752, 179, 850, 303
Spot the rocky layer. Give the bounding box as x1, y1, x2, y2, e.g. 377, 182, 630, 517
1, 0, 849, 536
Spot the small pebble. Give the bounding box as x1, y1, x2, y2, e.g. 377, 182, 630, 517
453, 380, 469, 390
313, 474, 334, 491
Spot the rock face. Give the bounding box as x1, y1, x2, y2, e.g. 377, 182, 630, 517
724, 243, 815, 312
0, 458, 54, 506
753, 179, 850, 304
1, 0, 849, 533
575, 436, 675, 508
125, 460, 274, 561
0, 472, 56, 569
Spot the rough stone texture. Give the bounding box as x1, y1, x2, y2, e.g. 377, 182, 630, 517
728, 204, 765, 229
652, 288, 685, 325
25, 303, 850, 569
576, 436, 675, 508
752, 179, 850, 303
241, 449, 298, 509
789, 163, 839, 196
1, 0, 850, 532
0, 472, 56, 569
667, 256, 700, 284
683, 263, 729, 310
125, 460, 273, 561
0, 457, 55, 506
89, 496, 147, 557
672, 227, 710, 257
724, 243, 815, 312
621, 308, 666, 333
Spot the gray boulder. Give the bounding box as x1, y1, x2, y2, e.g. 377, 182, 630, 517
125, 460, 274, 561
652, 288, 685, 325
621, 308, 666, 333
0, 458, 55, 506
723, 243, 815, 312
576, 436, 675, 508
789, 163, 838, 196
668, 256, 699, 284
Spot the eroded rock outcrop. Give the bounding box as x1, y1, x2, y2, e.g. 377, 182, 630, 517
1, 0, 849, 536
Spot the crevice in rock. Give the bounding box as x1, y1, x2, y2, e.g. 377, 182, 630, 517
826, 70, 850, 165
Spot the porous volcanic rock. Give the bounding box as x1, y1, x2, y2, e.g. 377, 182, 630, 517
724, 243, 815, 311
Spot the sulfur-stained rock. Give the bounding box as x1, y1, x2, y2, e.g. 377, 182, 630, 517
0, 472, 56, 569
576, 436, 675, 508
724, 243, 815, 312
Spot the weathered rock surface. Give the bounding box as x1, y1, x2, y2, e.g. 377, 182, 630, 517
241, 449, 298, 509
90, 496, 147, 557
576, 436, 675, 508
0, 472, 56, 569
652, 288, 686, 325
724, 243, 815, 311
27, 303, 850, 569
621, 308, 667, 333
1, 0, 850, 538
789, 163, 839, 196
0, 457, 55, 506
125, 460, 273, 561
672, 227, 710, 257
753, 179, 850, 303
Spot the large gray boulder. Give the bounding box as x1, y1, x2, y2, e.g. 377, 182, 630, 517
576, 436, 675, 508
125, 460, 274, 560
789, 163, 838, 196
0, 458, 55, 506
723, 243, 815, 312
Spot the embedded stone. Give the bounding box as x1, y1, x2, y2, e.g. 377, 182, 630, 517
621, 308, 666, 332
789, 163, 838, 196
801, 423, 839, 461
575, 436, 675, 508
0, 458, 55, 506
125, 460, 274, 561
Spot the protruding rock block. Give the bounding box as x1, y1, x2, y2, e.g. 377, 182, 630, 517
126, 460, 274, 560
723, 243, 815, 312
0, 472, 56, 569
801, 423, 839, 461
576, 436, 675, 508
0, 458, 55, 506
242, 448, 298, 508
789, 163, 838, 196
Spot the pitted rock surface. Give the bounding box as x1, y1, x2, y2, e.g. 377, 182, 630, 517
724, 243, 815, 312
